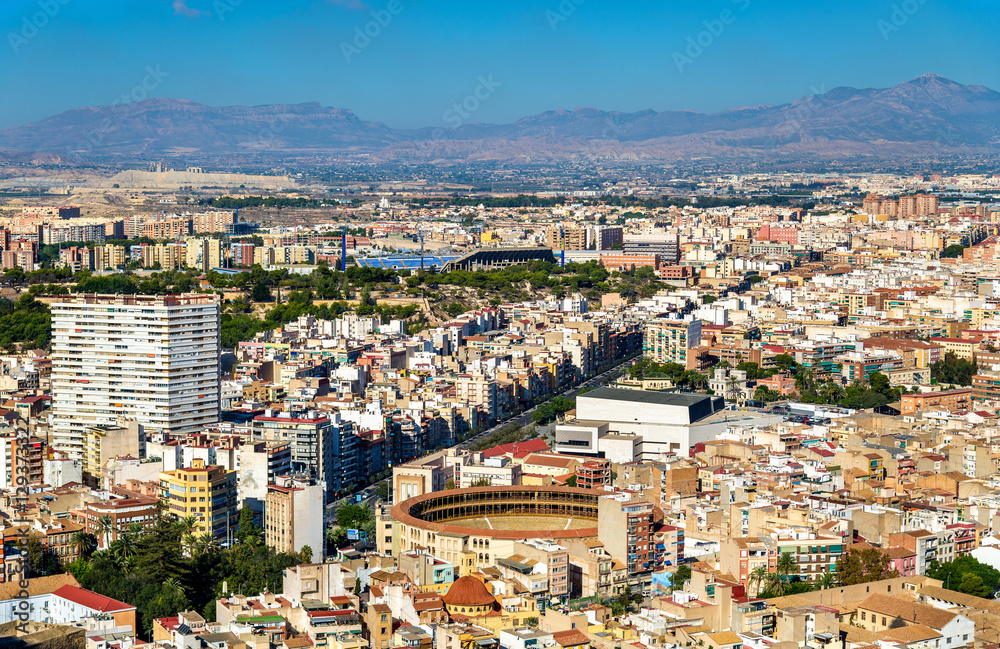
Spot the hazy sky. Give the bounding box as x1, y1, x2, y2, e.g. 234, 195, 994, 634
1, 0, 998, 129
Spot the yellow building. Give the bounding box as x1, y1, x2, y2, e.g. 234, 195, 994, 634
185, 238, 223, 272
93, 245, 128, 271
158, 458, 237, 541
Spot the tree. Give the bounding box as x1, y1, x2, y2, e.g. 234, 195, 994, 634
868, 371, 891, 396
774, 354, 797, 372
764, 571, 787, 597
98, 515, 115, 550
470, 477, 492, 487
24, 537, 63, 576
683, 371, 708, 391
776, 552, 798, 583
931, 351, 977, 386
112, 530, 138, 570
236, 507, 261, 545
250, 282, 272, 302
566, 475, 577, 487
942, 244, 966, 258
193, 532, 217, 557
754, 385, 782, 403
336, 503, 374, 532
958, 572, 989, 598
72, 531, 97, 559
835, 547, 899, 586
327, 527, 347, 551
817, 571, 837, 590
673, 564, 691, 590
748, 565, 769, 597
726, 374, 744, 406
927, 555, 1000, 596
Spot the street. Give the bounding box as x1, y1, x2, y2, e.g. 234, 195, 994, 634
457, 354, 638, 449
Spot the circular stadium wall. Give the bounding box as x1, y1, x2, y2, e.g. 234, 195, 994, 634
391, 486, 600, 567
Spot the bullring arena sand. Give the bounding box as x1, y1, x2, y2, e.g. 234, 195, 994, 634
447, 515, 595, 531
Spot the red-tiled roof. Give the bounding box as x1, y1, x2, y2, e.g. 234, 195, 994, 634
482, 438, 549, 458
52, 585, 134, 612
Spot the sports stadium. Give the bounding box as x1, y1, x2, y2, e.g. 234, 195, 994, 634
390, 486, 600, 566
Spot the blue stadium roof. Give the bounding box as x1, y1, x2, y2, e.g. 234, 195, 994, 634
354, 256, 459, 269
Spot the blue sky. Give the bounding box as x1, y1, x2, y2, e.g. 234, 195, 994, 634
0, 0, 998, 129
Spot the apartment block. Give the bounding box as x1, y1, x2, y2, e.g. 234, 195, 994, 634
185, 237, 223, 272
50, 294, 221, 460
598, 497, 654, 583
264, 478, 324, 563
159, 458, 238, 542
643, 318, 702, 367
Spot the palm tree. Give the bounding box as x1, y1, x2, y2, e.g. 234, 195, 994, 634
727, 375, 743, 406
71, 530, 96, 559
113, 531, 137, 569
817, 571, 837, 590
176, 516, 197, 549
164, 578, 186, 597
794, 368, 814, 394
748, 565, 769, 597
776, 552, 798, 584
97, 515, 114, 550
182, 533, 198, 557
195, 532, 217, 556
765, 572, 787, 597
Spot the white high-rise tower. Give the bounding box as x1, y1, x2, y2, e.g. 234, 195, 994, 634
50, 294, 221, 463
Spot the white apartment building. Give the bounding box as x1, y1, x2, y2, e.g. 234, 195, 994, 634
50, 294, 221, 461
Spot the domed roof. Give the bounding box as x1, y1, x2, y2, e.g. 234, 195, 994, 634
442, 576, 495, 607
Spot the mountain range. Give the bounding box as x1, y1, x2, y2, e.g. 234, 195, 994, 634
1, 74, 998, 165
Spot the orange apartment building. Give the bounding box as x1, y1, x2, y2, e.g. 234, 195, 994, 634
900, 389, 974, 415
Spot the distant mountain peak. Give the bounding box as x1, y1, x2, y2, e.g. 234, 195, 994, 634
1, 75, 997, 164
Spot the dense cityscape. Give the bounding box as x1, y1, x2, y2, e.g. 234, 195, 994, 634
3, 2, 1000, 649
